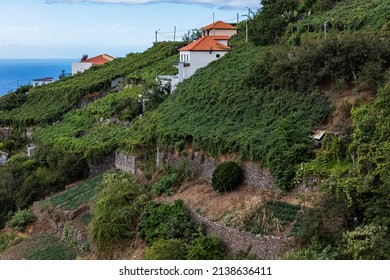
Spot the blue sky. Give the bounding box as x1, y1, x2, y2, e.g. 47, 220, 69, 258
0, 0, 260, 59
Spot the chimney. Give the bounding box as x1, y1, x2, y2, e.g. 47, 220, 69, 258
81, 54, 88, 62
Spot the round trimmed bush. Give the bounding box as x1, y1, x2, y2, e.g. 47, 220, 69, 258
211, 161, 243, 192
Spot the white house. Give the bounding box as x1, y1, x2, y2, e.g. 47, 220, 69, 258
166, 21, 237, 92
201, 20, 238, 38
72, 54, 115, 75
32, 77, 54, 87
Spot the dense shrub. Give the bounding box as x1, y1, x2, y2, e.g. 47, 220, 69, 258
247, 33, 390, 92
187, 234, 226, 260
139, 200, 196, 244
341, 225, 390, 260
0, 232, 18, 253
89, 172, 150, 252
151, 173, 179, 196
284, 241, 339, 260
292, 208, 323, 242
7, 209, 36, 231
211, 162, 243, 192
144, 239, 188, 260
249, 0, 299, 46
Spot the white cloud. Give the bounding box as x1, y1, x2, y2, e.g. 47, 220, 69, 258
0, 26, 40, 35
45, 0, 259, 9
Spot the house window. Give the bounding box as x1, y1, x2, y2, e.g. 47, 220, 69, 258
216, 54, 220, 58
186, 54, 189, 62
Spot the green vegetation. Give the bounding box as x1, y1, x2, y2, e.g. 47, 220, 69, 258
187, 234, 226, 260
38, 173, 105, 211
341, 224, 390, 260
151, 174, 179, 196
0, 42, 184, 127
89, 172, 150, 252
0, 232, 20, 253
33, 87, 142, 165
139, 200, 195, 245
211, 161, 243, 192
241, 201, 300, 235
7, 209, 36, 231
0, 148, 89, 228
144, 238, 188, 260
1, 0, 389, 260
24, 234, 77, 260
247, 32, 389, 92
125, 45, 330, 190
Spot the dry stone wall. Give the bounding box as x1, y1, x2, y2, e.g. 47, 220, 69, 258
188, 207, 293, 259
90, 153, 115, 178
157, 148, 275, 190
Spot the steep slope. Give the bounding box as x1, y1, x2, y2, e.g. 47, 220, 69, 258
0, 42, 183, 126
125, 44, 331, 190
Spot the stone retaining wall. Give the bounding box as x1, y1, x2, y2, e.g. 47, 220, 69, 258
90, 153, 115, 178
157, 149, 275, 190
188, 207, 293, 259
32, 201, 89, 246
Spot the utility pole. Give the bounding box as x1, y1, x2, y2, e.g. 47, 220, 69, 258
324, 21, 328, 38
237, 13, 239, 24
174, 26, 176, 42
244, 7, 252, 43
246, 19, 248, 43
155, 30, 158, 43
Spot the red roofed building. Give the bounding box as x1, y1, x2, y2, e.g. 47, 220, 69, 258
168, 21, 237, 91
72, 54, 115, 75
201, 20, 238, 37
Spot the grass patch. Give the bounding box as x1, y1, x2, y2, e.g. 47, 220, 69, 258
241, 201, 300, 235
39, 173, 107, 211
24, 234, 77, 260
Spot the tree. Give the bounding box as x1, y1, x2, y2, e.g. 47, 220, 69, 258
182, 29, 202, 43
249, 0, 299, 46
58, 69, 66, 80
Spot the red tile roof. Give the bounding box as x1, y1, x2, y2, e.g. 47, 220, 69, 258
82, 54, 114, 65
178, 36, 230, 52
201, 21, 237, 31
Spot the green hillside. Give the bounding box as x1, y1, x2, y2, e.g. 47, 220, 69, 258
0, 42, 183, 126
1, 0, 390, 260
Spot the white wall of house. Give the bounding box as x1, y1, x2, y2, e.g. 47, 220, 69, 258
72, 62, 93, 75
183, 50, 228, 78
203, 29, 237, 37
179, 51, 191, 63
215, 39, 229, 46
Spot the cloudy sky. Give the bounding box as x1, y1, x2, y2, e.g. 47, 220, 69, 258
0, 0, 260, 58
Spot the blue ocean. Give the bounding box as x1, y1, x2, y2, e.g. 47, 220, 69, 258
0, 59, 76, 96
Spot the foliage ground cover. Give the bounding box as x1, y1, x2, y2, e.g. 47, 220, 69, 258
89, 172, 150, 252
125, 44, 331, 190
0, 42, 183, 126
24, 234, 77, 260
38, 173, 106, 211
